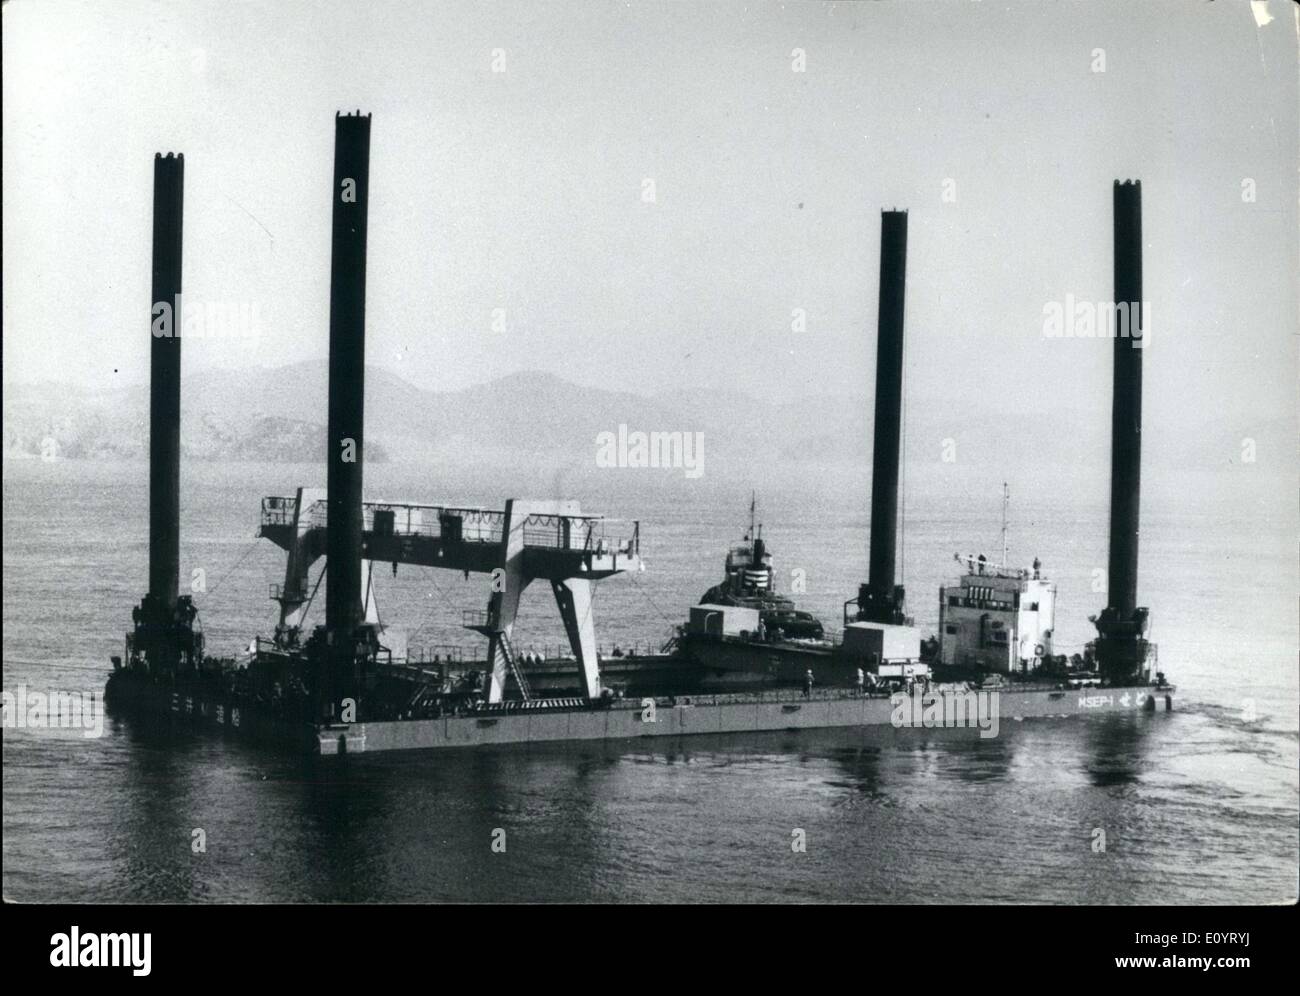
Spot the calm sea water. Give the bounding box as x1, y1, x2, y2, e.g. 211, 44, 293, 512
3, 456, 1296, 902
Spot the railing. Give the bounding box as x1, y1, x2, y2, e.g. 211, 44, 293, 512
520, 515, 639, 557
515, 645, 575, 664
260, 496, 639, 558
260, 496, 299, 527
367, 503, 436, 538
259, 496, 328, 529
841, 597, 915, 629
624, 687, 897, 708
596, 641, 669, 660
427, 634, 671, 664
261, 497, 507, 540
356, 503, 504, 541
267, 581, 313, 601
206, 631, 676, 674
434, 508, 505, 544
262, 497, 642, 560
517, 520, 639, 556
245, 636, 479, 671
462, 610, 493, 631
253, 636, 283, 656
404, 644, 470, 665
522, 523, 584, 549
954, 554, 1031, 581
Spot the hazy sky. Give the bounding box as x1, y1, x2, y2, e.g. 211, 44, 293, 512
3, 0, 1296, 429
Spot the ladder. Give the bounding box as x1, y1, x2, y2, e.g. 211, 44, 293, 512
495, 634, 533, 701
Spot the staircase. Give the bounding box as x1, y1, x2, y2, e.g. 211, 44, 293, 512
493, 633, 533, 701
463, 610, 534, 701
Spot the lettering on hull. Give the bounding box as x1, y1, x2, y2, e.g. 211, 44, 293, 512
1078, 691, 1144, 709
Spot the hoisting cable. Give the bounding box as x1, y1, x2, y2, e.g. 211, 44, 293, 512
296, 563, 327, 628
203, 533, 265, 600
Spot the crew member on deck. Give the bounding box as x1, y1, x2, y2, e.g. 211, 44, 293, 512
803, 668, 814, 699
855, 667, 865, 696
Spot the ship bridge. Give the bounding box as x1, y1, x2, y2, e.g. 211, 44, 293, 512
938, 553, 1057, 675
258, 489, 642, 703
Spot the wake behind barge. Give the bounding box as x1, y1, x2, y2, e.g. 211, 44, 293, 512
105, 116, 1172, 755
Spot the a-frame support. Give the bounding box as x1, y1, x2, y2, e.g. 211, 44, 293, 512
552, 577, 600, 700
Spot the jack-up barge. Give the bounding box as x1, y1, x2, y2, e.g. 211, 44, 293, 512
105, 115, 1172, 754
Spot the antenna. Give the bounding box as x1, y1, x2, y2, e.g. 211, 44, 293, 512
1000, 482, 1009, 567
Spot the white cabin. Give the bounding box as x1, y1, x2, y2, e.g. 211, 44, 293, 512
938, 555, 1056, 674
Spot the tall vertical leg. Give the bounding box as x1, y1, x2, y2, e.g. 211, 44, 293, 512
149, 154, 184, 613
324, 111, 372, 721
553, 577, 601, 700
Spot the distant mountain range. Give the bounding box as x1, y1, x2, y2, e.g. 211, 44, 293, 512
3, 360, 1291, 474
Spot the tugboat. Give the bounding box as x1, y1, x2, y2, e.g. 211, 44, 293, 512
697, 497, 824, 641
667, 496, 845, 690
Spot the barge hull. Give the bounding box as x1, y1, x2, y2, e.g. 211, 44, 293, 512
333, 685, 1173, 754
106, 673, 1172, 755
